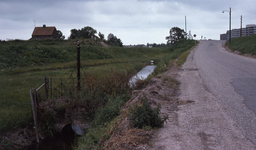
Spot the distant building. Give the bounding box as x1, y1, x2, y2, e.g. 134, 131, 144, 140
136, 44, 146, 47
246, 24, 256, 35
187, 31, 193, 40
220, 24, 256, 40
31, 24, 58, 40
220, 33, 227, 40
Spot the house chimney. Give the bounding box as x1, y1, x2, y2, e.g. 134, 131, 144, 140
43, 24, 46, 27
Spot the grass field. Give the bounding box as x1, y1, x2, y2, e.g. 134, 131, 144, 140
225, 34, 256, 55
0, 39, 173, 132
0, 39, 197, 150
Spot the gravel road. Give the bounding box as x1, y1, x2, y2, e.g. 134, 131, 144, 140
150, 40, 256, 150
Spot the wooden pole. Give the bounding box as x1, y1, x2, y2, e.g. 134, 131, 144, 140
30, 88, 39, 143
45, 76, 48, 99
73, 78, 75, 95
50, 78, 52, 99
229, 7, 231, 44
240, 15, 242, 37
61, 78, 63, 96
77, 41, 81, 91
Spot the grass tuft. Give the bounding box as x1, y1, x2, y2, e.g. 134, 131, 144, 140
128, 96, 168, 129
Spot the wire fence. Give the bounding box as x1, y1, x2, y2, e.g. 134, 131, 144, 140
34, 76, 84, 103
30, 76, 82, 143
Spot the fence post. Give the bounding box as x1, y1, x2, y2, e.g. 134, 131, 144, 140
73, 78, 75, 96
77, 41, 81, 91
45, 76, 48, 99
30, 88, 39, 143
61, 78, 63, 96
50, 78, 52, 99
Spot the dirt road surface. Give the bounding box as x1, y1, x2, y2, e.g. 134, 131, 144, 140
150, 40, 256, 150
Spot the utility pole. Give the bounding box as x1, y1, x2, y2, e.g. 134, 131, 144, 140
240, 15, 242, 37
185, 16, 187, 33
185, 16, 187, 36
222, 7, 232, 44
229, 7, 231, 44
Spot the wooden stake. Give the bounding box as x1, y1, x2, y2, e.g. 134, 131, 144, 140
30, 88, 39, 143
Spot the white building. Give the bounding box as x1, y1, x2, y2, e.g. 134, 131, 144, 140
187, 31, 193, 40
220, 24, 256, 40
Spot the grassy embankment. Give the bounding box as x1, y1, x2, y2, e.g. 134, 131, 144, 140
0, 39, 172, 133
225, 34, 256, 55
0, 39, 196, 150
75, 39, 197, 150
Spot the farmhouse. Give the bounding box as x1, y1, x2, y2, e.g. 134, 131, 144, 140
31, 24, 58, 40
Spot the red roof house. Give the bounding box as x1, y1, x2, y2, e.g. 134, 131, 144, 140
31, 24, 58, 40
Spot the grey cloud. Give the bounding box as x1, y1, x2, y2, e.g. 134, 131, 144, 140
0, 0, 255, 44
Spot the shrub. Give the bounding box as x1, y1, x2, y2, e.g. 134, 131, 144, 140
91, 94, 130, 127
129, 96, 168, 129
76, 94, 131, 149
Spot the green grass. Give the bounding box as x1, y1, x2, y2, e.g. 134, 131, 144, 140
176, 41, 198, 66
0, 62, 143, 132
0, 39, 168, 70
151, 39, 196, 76
0, 39, 172, 132
0, 38, 196, 144
225, 34, 256, 55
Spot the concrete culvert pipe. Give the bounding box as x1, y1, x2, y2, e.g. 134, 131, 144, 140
61, 124, 83, 144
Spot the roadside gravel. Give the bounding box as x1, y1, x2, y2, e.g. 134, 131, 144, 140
150, 41, 256, 150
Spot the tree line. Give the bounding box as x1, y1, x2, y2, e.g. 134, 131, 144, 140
66, 26, 123, 47
57, 26, 187, 47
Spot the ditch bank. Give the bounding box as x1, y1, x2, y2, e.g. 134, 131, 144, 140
0, 61, 194, 150
0, 65, 157, 150
0, 65, 180, 150
101, 64, 189, 149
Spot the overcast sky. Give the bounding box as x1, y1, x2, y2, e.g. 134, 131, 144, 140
0, 0, 255, 45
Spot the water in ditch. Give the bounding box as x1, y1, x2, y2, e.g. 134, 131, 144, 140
24, 135, 72, 150
129, 65, 156, 86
